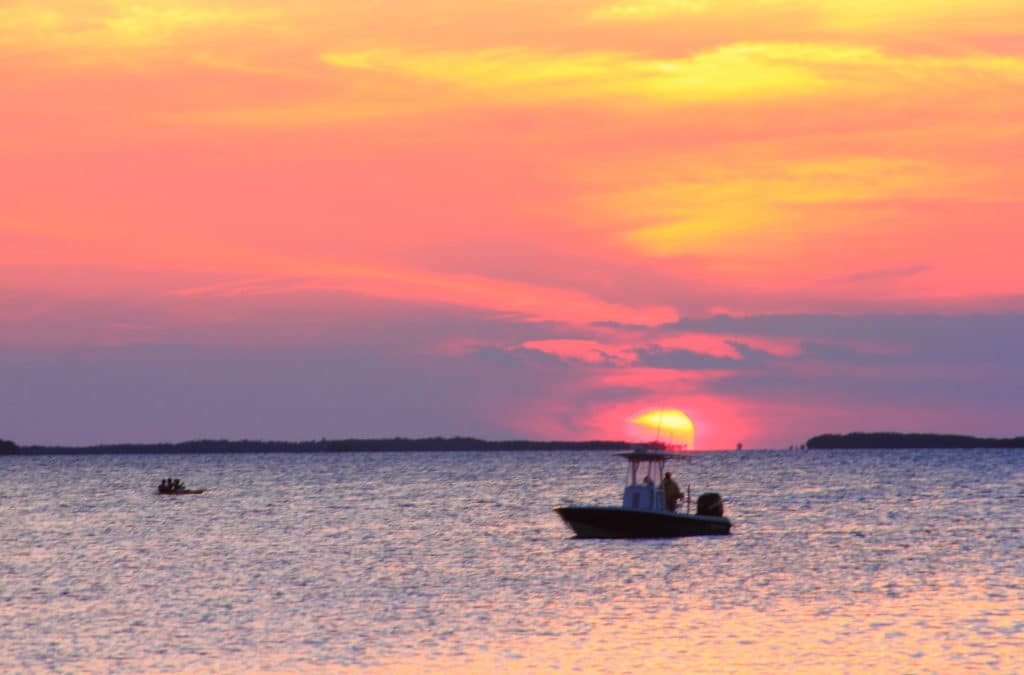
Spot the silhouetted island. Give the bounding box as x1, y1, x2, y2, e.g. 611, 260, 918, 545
0, 437, 658, 455
806, 432, 1024, 449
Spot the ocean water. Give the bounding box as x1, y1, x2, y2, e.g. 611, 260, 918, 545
1, 447, 1022, 673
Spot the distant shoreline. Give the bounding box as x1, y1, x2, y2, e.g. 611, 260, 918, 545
806, 432, 1024, 449
0, 437, 652, 456
8, 433, 1021, 455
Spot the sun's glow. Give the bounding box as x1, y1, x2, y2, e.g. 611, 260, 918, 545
629, 408, 695, 449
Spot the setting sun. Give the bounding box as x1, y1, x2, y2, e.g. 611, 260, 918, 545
629, 408, 696, 449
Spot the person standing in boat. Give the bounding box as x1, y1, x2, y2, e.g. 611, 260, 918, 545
662, 472, 681, 512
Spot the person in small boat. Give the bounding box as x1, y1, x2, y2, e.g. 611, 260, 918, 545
662, 472, 681, 512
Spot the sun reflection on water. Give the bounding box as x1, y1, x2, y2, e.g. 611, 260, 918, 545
352, 582, 1022, 673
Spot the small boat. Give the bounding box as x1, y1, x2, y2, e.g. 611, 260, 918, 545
157, 479, 205, 495
554, 447, 731, 538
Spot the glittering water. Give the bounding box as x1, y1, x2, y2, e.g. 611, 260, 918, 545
2, 448, 1022, 673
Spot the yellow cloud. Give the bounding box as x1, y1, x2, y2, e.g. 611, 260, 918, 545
591, 0, 1024, 35
322, 42, 1024, 111
609, 156, 977, 258
322, 44, 833, 105
178, 38, 1024, 127
0, 7, 62, 40
0, 2, 281, 53
103, 4, 280, 46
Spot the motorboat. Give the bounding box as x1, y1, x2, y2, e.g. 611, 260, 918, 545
554, 447, 731, 538
157, 479, 204, 495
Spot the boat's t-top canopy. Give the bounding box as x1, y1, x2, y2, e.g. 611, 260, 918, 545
615, 448, 688, 487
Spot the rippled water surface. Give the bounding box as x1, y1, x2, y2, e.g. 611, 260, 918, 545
2, 448, 1023, 673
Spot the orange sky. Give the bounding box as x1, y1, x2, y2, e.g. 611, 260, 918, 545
2, 0, 1023, 447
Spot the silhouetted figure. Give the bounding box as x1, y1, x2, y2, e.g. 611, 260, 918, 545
661, 472, 681, 512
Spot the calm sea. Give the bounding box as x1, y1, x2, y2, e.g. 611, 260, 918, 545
2, 448, 1022, 673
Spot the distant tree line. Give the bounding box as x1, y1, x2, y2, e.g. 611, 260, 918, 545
806, 432, 1024, 449
325, 437, 639, 452
0, 437, 646, 455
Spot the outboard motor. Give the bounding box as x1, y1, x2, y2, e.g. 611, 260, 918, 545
696, 492, 724, 517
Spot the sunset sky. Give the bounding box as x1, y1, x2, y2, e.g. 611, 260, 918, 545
2, 0, 1023, 448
